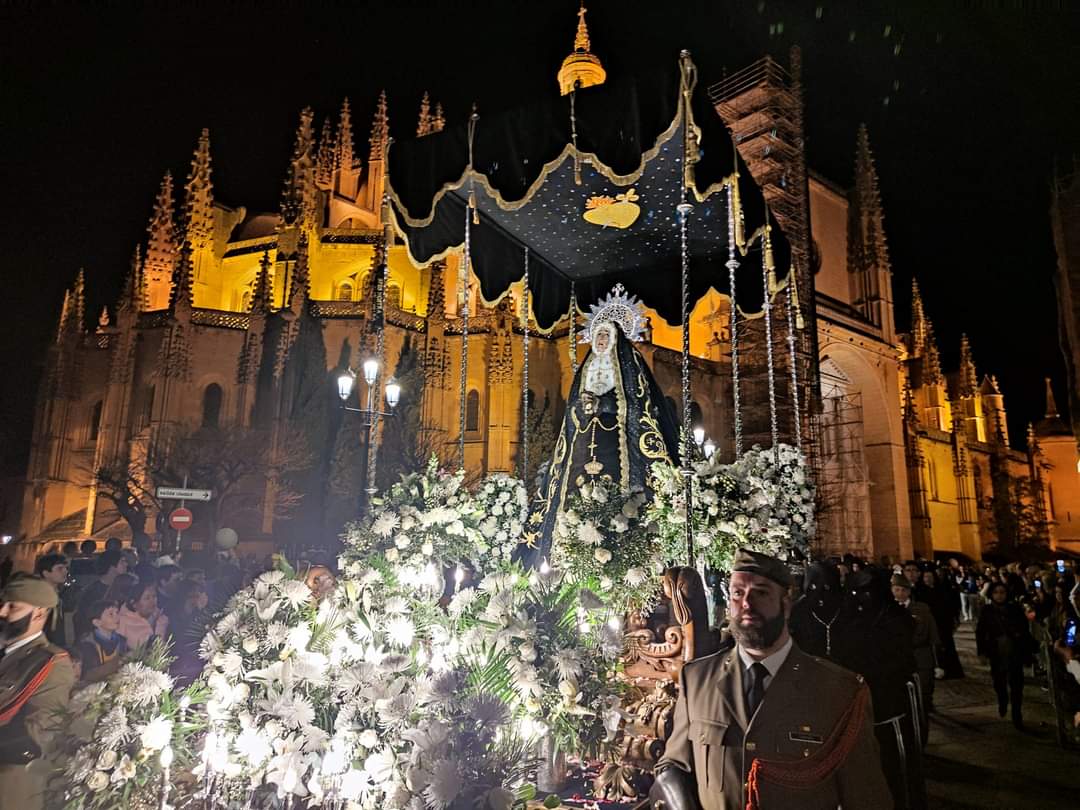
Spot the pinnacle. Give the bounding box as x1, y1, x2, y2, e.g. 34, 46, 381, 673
316, 116, 335, 186
250, 250, 273, 314
1045, 376, 1060, 418
171, 241, 195, 313
958, 333, 978, 398
289, 233, 311, 312
336, 97, 355, 171
184, 129, 214, 249
369, 90, 389, 161
417, 92, 432, 137
281, 108, 318, 229
574, 2, 592, 53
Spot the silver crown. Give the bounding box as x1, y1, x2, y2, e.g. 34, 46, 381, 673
580, 284, 646, 344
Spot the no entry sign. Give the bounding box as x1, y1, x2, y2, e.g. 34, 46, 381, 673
169, 507, 193, 532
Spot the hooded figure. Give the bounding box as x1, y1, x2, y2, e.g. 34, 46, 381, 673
521, 286, 679, 564
790, 562, 846, 659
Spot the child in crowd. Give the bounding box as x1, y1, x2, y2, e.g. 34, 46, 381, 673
75, 600, 129, 682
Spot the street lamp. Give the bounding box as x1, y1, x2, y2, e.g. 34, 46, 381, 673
703, 438, 716, 459
692, 425, 705, 447
336, 361, 401, 514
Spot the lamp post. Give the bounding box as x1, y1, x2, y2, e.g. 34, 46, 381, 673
337, 361, 400, 513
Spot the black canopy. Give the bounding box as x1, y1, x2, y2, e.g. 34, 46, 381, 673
388, 55, 790, 332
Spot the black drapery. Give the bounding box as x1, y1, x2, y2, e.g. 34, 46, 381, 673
387, 55, 790, 331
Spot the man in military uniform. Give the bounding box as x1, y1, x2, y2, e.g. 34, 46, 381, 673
0, 575, 76, 810
652, 549, 891, 810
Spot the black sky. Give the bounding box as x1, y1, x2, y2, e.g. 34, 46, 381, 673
2, 0, 1078, 475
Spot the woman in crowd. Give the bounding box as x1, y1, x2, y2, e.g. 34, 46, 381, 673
117, 578, 169, 648
976, 581, 1033, 729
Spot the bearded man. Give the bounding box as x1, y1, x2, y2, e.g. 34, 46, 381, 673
652, 549, 891, 810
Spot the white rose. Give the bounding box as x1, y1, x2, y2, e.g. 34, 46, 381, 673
594, 548, 613, 565
385, 548, 400, 563
600, 576, 613, 591
87, 771, 109, 791
243, 637, 259, 654
394, 533, 411, 549
492, 503, 505, 516
421, 541, 434, 556
519, 642, 537, 662
95, 749, 118, 771
358, 729, 380, 749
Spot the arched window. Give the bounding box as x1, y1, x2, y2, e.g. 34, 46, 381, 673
202, 383, 223, 429
466, 389, 481, 433
337, 282, 353, 301
240, 289, 252, 311
89, 401, 103, 442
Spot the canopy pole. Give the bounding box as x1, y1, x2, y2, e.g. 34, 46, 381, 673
521, 247, 530, 483
785, 273, 803, 451
569, 282, 578, 376
459, 110, 479, 472
678, 49, 696, 568
368, 138, 394, 501
727, 184, 743, 457
762, 224, 779, 457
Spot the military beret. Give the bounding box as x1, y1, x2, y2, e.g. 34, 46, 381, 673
732, 548, 792, 588
891, 573, 912, 590
0, 574, 58, 609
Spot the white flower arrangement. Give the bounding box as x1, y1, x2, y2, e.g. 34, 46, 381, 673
50, 639, 205, 810
648, 443, 816, 572
472, 473, 529, 574
550, 478, 664, 613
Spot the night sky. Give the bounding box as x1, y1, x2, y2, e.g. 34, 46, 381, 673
2, 1, 1078, 476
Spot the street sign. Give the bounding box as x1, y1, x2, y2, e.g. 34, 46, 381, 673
169, 507, 194, 531
156, 487, 212, 501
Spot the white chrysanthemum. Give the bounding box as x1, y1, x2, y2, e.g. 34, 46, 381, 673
554, 649, 584, 682
594, 547, 613, 565
372, 512, 400, 537
68, 681, 107, 715
447, 587, 477, 618
578, 522, 603, 546
624, 567, 648, 586
423, 757, 463, 809
213, 650, 244, 678
235, 725, 273, 765
384, 616, 415, 649
263, 621, 289, 648
257, 570, 286, 586
278, 579, 312, 609
137, 715, 173, 752
274, 693, 316, 729
113, 664, 173, 707
215, 611, 241, 636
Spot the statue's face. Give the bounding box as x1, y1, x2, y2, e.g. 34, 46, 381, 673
593, 323, 613, 354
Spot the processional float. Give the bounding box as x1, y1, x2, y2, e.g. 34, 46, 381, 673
385, 51, 806, 797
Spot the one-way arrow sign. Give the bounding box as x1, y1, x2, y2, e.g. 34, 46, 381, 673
156, 486, 213, 502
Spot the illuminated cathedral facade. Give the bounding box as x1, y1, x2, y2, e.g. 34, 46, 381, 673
14, 34, 1080, 565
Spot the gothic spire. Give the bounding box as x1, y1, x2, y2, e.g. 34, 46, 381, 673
55, 289, 72, 343
910, 278, 928, 356
574, 1, 592, 52
853, 124, 891, 274
958, 334, 978, 398
72, 269, 86, 334
335, 97, 356, 171
288, 233, 311, 313
118, 245, 142, 315
147, 171, 178, 262
170, 241, 195, 314
432, 102, 445, 133
417, 92, 433, 137
922, 320, 943, 386
315, 116, 335, 187
369, 90, 389, 162
250, 250, 273, 315
281, 107, 318, 229
183, 129, 214, 250
1045, 376, 1060, 418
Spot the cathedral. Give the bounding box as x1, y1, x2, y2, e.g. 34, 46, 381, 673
12, 20, 1080, 567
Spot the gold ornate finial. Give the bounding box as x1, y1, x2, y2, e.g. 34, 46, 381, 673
558, 2, 606, 96
575, 2, 591, 52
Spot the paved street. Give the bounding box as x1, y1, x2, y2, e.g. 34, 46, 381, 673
925, 623, 1076, 808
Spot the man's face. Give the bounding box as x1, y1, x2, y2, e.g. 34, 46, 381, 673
113, 558, 129, 577
42, 563, 68, 587
0, 601, 43, 643
93, 605, 120, 634
903, 564, 920, 585
892, 584, 911, 603
728, 572, 788, 651
161, 572, 181, 595
991, 585, 1008, 604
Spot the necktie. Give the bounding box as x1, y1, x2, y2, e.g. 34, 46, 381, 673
746, 662, 769, 718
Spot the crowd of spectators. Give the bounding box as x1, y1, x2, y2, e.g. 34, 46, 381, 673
4, 537, 274, 687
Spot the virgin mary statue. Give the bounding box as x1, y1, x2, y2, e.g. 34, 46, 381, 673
522, 284, 680, 561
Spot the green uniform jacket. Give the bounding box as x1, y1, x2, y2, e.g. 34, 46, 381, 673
0, 635, 75, 810
658, 641, 892, 809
